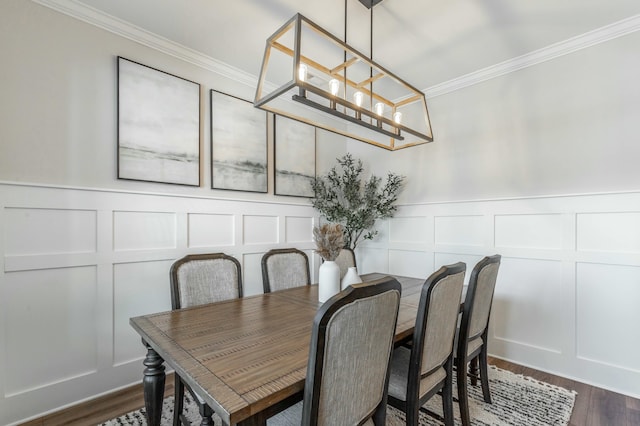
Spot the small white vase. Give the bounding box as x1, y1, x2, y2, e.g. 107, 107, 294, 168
341, 266, 362, 290
318, 260, 341, 303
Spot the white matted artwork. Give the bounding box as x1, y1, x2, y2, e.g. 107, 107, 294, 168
274, 116, 316, 197
210, 90, 267, 193
117, 57, 200, 186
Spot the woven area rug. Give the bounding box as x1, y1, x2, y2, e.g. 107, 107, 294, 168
101, 366, 576, 425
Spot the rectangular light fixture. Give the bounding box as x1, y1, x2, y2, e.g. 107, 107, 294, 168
254, 13, 434, 151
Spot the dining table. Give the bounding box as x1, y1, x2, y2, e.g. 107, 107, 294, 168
129, 273, 463, 426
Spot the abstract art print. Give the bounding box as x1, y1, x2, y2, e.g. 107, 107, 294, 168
210, 90, 267, 193
274, 115, 316, 197
117, 57, 200, 186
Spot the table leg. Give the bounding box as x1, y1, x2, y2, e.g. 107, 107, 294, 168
142, 339, 166, 426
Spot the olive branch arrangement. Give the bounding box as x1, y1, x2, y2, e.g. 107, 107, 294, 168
310, 153, 404, 250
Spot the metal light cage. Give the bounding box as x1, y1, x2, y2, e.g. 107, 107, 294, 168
254, 14, 433, 151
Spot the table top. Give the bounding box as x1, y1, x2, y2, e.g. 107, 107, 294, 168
130, 273, 426, 425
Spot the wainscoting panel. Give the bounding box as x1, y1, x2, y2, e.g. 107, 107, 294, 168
112, 260, 174, 366
243, 215, 278, 245
285, 216, 314, 243
576, 212, 640, 253
389, 216, 428, 244
0, 183, 318, 425
495, 214, 564, 250
357, 191, 640, 399
187, 213, 235, 248
491, 257, 564, 354
576, 262, 640, 373
3, 266, 98, 397
4, 207, 97, 256
113, 211, 177, 251
434, 215, 485, 246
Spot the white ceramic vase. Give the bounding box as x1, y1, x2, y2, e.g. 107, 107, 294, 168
341, 266, 362, 290
318, 260, 341, 303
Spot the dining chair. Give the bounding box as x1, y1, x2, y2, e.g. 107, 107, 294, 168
169, 253, 243, 426
267, 277, 402, 426
262, 248, 311, 293
387, 262, 467, 426
455, 254, 501, 426
334, 247, 356, 279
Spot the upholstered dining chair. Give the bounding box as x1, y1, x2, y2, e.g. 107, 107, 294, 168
334, 247, 356, 279
387, 262, 467, 426
455, 254, 501, 426
169, 253, 243, 426
262, 248, 311, 293
266, 277, 402, 426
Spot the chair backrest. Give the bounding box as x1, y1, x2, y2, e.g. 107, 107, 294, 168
334, 248, 356, 279
302, 277, 402, 426
458, 255, 501, 349
410, 263, 466, 387
170, 253, 242, 310
261, 248, 310, 293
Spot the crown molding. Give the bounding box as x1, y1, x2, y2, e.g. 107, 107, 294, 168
424, 14, 640, 99
32, 1, 640, 100
30, 0, 259, 89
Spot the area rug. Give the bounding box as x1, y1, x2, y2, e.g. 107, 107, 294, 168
101, 366, 576, 425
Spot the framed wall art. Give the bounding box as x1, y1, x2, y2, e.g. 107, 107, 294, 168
210, 90, 268, 193
117, 56, 201, 186
274, 115, 316, 197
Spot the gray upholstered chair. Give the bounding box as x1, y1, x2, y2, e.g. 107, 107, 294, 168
334, 247, 356, 280
169, 253, 243, 426
267, 277, 402, 426
387, 262, 466, 426
262, 248, 311, 293
455, 254, 501, 426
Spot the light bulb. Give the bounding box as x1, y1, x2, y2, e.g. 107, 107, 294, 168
353, 91, 364, 107
329, 79, 340, 96
374, 102, 385, 116
298, 64, 307, 82
393, 111, 402, 124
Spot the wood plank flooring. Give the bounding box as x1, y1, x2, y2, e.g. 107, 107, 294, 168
19, 359, 640, 425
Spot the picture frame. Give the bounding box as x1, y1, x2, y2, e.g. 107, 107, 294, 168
274, 115, 316, 197
210, 90, 268, 193
117, 57, 201, 186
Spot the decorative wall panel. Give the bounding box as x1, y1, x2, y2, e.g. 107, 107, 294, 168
4, 208, 96, 256
389, 217, 428, 243
243, 215, 278, 245
113, 211, 177, 251
188, 213, 235, 248
495, 214, 564, 250
3, 266, 98, 396
577, 212, 640, 253
242, 253, 265, 296
434, 215, 484, 246
388, 249, 430, 278
434, 252, 483, 285
491, 258, 564, 353
112, 260, 173, 366
285, 216, 313, 243
576, 262, 640, 372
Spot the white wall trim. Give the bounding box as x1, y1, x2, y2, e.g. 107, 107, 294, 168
424, 14, 640, 98
31, 1, 640, 101
30, 0, 258, 89
0, 180, 311, 207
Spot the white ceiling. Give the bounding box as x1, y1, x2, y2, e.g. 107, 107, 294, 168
75, 0, 640, 91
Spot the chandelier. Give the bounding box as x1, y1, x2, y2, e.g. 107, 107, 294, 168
254, 1, 433, 151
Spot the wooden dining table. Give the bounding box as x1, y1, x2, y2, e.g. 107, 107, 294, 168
129, 273, 452, 426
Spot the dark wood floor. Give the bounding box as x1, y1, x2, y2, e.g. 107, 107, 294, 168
19, 358, 640, 425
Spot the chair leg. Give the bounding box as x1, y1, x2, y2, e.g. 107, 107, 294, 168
442, 361, 454, 426
479, 345, 492, 404
406, 404, 420, 426
174, 377, 184, 426
469, 356, 479, 386
456, 358, 472, 426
